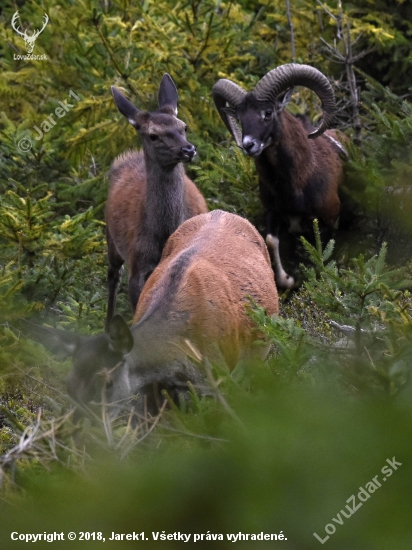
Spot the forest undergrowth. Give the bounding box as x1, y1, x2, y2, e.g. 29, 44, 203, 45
1, 1, 412, 547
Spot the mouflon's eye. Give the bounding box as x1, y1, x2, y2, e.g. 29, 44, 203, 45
264, 110, 273, 119
149, 134, 158, 141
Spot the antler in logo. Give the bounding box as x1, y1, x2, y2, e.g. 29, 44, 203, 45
11, 11, 49, 54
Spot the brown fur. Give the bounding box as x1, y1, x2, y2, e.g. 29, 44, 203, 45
213, 80, 347, 288
106, 150, 207, 267
258, 112, 345, 225
105, 77, 208, 329
251, 111, 346, 288
131, 210, 279, 371
33, 211, 279, 415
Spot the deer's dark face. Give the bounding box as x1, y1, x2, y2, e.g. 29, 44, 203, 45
111, 79, 196, 169
235, 95, 282, 157
137, 111, 196, 167
25, 315, 134, 414
65, 333, 126, 406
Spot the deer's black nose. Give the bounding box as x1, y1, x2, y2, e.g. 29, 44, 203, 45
181, 144, 196, 160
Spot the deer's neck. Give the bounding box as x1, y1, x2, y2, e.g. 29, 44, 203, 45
144, 158, 186, 235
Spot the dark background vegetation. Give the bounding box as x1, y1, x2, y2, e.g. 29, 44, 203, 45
1, 0, 412, 548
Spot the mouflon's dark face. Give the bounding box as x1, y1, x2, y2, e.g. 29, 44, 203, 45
235, 95, 282, 158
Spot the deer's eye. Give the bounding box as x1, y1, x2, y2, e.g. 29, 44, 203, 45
184, 125, 188, 132
264, 110, 273, 119
149, 134, 158, 141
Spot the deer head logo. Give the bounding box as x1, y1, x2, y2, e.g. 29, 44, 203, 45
11, 11, 49, 54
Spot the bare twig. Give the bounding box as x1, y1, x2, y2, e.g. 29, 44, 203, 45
0, 409, 84, 479
202, 358, 244, 428
317, 0, 371, 140
14, 365, 67, 398
119, 400, 167, 459
286, 0, 295, 62
160, 425, 229, 443
317, 0, 336, 21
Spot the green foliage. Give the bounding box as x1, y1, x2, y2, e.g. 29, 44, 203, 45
0, 184, 107, 321
315, 0, 412, 94
251, 302, 312, 381
0, 1, 412, 542
1, 382, 412, 549
301, 221, 408, 327
248, 221, 412, 397
347, 71, 412, 200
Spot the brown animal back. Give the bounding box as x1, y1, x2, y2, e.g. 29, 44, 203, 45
133, 210, 278, 369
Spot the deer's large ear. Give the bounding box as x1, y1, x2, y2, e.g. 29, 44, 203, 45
111, 86, 141, 127
20, 320, 81, 361
158, 73, 178, 115
107, 314, 134, 356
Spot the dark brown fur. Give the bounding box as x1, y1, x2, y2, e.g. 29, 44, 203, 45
257, 112, 344, 227
236, 96, 347, 288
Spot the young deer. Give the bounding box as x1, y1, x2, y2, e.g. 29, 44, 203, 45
28, 211, 279, 417
106, 74, 208, 330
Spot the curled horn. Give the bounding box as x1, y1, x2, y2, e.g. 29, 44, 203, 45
254, 63, 336, 139
212, 79, 246, 148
